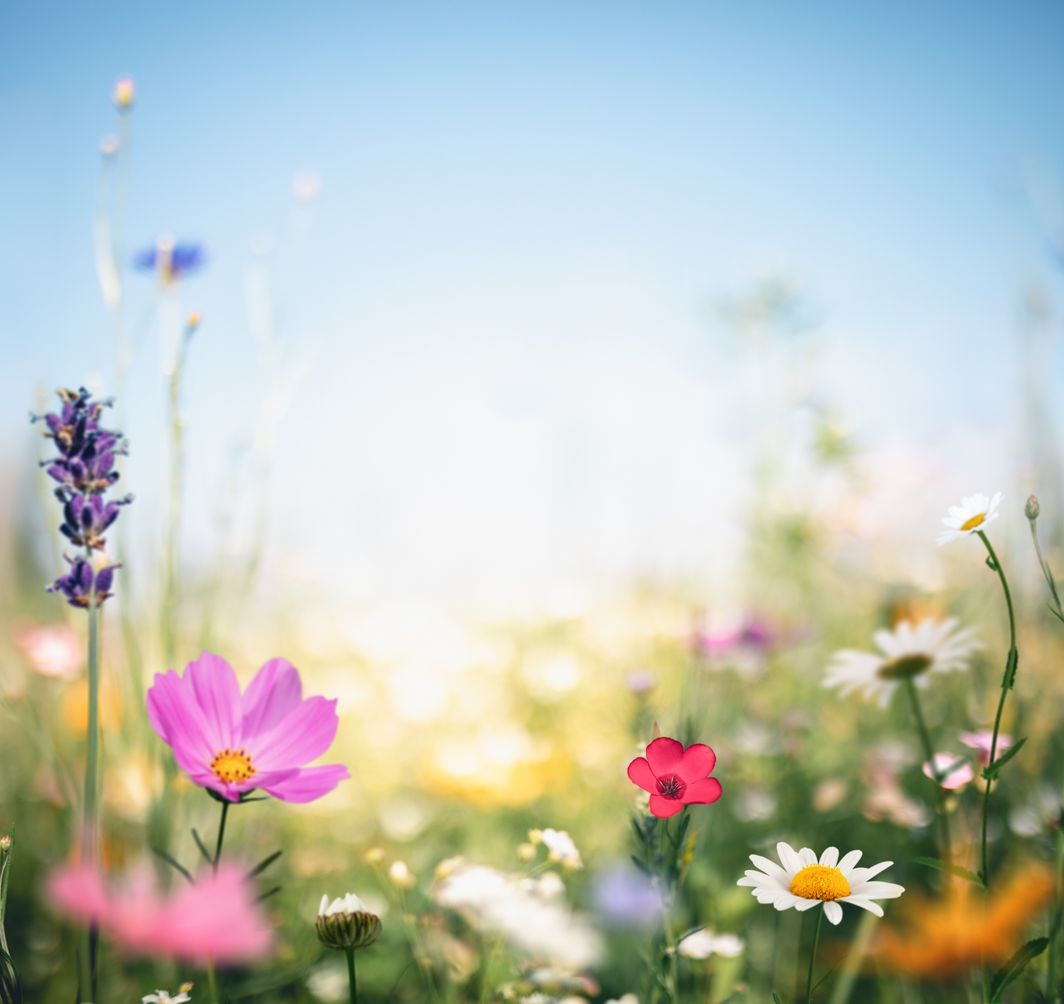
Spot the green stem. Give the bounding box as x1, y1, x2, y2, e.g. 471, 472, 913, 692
903, 678, 952, 867
805, 908, 825, 1004
79, 593, 101, 1003
161, 327, 191, 669
1048, 803, 1064, 1003
213, 799, 229, 873
346, 947, 358, 1004
976, 531, 1017, 888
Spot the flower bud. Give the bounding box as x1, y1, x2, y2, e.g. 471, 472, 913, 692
113, 76, 135, 110
1026, 495, 1041, 521
316, 893, 382, 951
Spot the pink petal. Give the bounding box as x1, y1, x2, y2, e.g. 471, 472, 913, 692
241, 658, 303, 738
646, 737, 685, 775
146, 670, 216, 770
250, 696, 339, 770
185, 652, 241, 751
259, 763, 350, 803
47, 865, 110, 926
627, 756, 657, 792
677, 743, 716, 782
648, 794, 686, 818
681, 777, 723, 805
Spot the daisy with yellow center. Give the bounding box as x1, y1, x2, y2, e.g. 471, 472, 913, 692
737, 842, 904, 927
936, 491, 1002, 546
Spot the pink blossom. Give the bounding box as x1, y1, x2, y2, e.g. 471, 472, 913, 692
960, 730, 1013, 767
147, 652, 349, 803
922, 753, 974, 790
627, 737, 723, 819
47, 864, 271, 964
15, 623, 82, 679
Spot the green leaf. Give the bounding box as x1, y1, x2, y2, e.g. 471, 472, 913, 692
630, 854, 651, 876
772, 993, 784, 1004
190, 827, 212, 864
989, 936, 1049, 1000
1003, 647, 1019, 689
982, 737, 1027, 780
912, 856, 984, 885
247, 849, 283, 879
151, 847, 193, 883
257, 885, 282, 902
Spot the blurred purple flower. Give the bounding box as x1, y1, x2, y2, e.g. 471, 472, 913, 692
591, 864, 663, 930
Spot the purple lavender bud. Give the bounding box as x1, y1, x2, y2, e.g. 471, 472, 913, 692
47, 556, 120, 608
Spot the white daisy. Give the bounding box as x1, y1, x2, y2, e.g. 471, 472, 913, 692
937, 492, 1002, 546
142, 991, 192, 1004
530, 828, 583, 870
319, 891, 371, 917
824, 618, 979, 708
737, 842, 904, 926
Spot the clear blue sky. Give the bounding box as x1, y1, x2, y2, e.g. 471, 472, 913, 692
2, 2, 1063, 611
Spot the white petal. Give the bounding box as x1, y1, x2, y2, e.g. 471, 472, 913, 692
749, 854, 787, 879
777, 842, 802, 874
819, 847, 839, 867
837, 849, 863, 873
840, 895, 884, 917
793, 896, 820, 912
798, 847, 818, 867
852, 880, 905, 900
823, 901, 843, 925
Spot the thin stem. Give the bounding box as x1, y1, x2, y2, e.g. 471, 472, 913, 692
206, 961, 218, 1003
903, 679, 952, 866
346, 947, 358, 1004
805, 908, 825, 1004
79, 592, 100, 1004
976, 531, 1017, 887
213, 800, 230, 873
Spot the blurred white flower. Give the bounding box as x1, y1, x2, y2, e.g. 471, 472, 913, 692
434, 861, 603, 969
937, 492, 1002, 546
677, 927, 745, 959
531, 828, 583, 869
388, 860, 415, 889
824, 618, 979, 709
142, 989, 191, 1004
15, 623, 82, 679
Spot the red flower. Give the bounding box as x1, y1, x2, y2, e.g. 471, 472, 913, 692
627, 737, 722, 818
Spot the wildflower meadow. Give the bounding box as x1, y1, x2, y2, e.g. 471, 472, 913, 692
4, 5, 1064, 1003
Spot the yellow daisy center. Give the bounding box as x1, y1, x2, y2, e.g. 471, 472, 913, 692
790, 864, 851, 901
877, 653, 933, 680
210, 747, 256, 784
960, 512, 986, 532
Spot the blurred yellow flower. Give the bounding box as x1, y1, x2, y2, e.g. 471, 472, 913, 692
112, 76, 135, 110
60, 677, 121, 735
871, 865, 1055, 981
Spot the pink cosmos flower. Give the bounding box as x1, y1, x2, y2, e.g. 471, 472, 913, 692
48, 863, 271, 964
960, 730, 1013, 767
627, 736, 723, 818
147, 652, 349, 803
15, 623, 82, 679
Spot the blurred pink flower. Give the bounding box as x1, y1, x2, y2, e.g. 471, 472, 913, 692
960, 730, 1013, 767
147, 652, 349, 803
922, 753, 974, 790
47, 863, 271, 964
15, 623, 82, 679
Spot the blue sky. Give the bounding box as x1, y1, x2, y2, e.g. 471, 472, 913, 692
2, 2, 1063, 612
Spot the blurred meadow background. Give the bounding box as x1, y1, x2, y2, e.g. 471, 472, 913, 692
3, 2, 1064, 1001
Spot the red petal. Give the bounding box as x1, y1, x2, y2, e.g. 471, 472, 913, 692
646, 736, 685, 775
677, 743, 716, 782
649, 794, 686, 818
681, 777, 722, 805
627, 756, 657, 792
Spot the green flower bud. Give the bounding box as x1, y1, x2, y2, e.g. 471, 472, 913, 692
316, 893, 382, 951
1026, 495, 1041, 521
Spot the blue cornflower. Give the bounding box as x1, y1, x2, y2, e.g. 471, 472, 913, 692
133, 237, 206, 283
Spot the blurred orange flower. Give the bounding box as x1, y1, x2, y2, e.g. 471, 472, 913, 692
871, 865, 1055, 982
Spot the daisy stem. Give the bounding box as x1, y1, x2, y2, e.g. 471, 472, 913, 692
976, 530, 1017, 887
346, 946, 358, 1003
804, 908, 824, 1004
903, 678, 952, 866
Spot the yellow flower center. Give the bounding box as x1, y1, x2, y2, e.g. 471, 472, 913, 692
877, 653, 933, 680
960, 512, 986, 532
790, 864, 851, 901
210, 747, 256, 784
